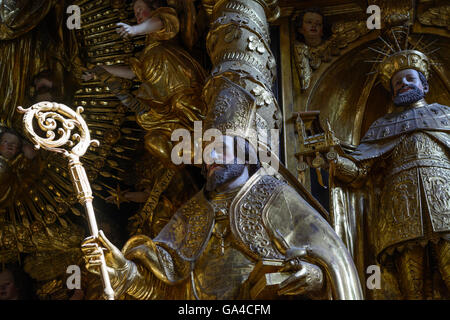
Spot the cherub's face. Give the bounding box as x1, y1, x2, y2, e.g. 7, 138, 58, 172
134, 0, 152, 24
299, 12, 323, 40
0, 270, 19, 300
0, 133, 21, 160
34, 77, 53, 92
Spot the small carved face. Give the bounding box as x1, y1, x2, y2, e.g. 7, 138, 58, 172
203, 136, 254, 192
133, 0, 153, 24
0, 133, 21, 160
391, 69, 426, 97
299, 12, 323, 41
33, 76, 54, 101
34, 77, 53, 92
205, 136, 239, 177
0, 270, 19, 300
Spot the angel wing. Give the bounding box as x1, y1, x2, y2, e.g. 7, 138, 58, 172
331, 20, 371, 49
418, 5, 450, 30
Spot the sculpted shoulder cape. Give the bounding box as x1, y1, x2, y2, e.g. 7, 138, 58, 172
119, 168, 362, 300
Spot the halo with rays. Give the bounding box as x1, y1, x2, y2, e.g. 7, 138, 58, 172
363, 26, 441, 86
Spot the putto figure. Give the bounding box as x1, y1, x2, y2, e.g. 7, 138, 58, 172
292, 7, 330, 90
83, 0, 207, 167
330, 46, 450, 299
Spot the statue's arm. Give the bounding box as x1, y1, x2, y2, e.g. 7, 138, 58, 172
101, 65, 136, 80
82, 232, 174, 300
84, 66, 149, 114
264, 185, 364, 299
115, 259, 169, 300
130, 18, 164, 37
120, 237, 183, 299
115, 7, 176, 40
332, 155, 373, 187
146, 7, 180, 41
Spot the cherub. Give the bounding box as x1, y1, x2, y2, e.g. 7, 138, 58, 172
82, 0, 207, 167
0, 128, 38, 205
293, 7, 332, 90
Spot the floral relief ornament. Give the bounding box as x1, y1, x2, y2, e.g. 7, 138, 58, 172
248, 35, 265, 54
252, 86, 273, 107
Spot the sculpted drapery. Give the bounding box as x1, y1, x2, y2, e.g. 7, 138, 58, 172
0, 0, 81, 127
130, 7, 207, 161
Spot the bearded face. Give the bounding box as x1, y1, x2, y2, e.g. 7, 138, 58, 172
202, 135, 254, 192
204, 162, 246, 192
393, 84, 425, 106
391, 69, 428, 107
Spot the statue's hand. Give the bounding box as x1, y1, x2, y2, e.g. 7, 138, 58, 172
303, 152, 330, 171
81, 230, 130, 281
22, 142, 38, 160
277, 248, 324, 296
81, 71, 95, 82
116, 22, 136, 38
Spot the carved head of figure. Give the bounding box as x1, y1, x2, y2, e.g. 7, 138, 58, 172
390, 69, 429, 107
377, 48, 431, 106
0, 269, 19, 300
0, 265, 34, 300
202, 135, 260, 192
295, 8, 330, 47
132, 0, 165, 24
0, 129, 22, 160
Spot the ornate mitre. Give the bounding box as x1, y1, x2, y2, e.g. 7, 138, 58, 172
202, 74, 282, 162
378, 49, 431, 90
200, 0, 282, 165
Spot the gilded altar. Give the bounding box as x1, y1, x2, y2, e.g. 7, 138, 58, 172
0, 0, 448, 301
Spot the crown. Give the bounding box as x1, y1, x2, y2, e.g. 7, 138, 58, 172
378, 49, 430, 90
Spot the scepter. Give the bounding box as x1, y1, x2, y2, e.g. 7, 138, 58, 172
18, 102, 115, 300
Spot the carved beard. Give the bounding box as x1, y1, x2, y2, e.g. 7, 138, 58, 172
393, 85, 425, 106
205, 163, 246, 192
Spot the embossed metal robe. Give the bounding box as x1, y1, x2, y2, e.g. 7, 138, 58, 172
331, 102, 450, 283
130, 7, 206, 135
354, 103, 449, 256
111, 169, 362, 300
